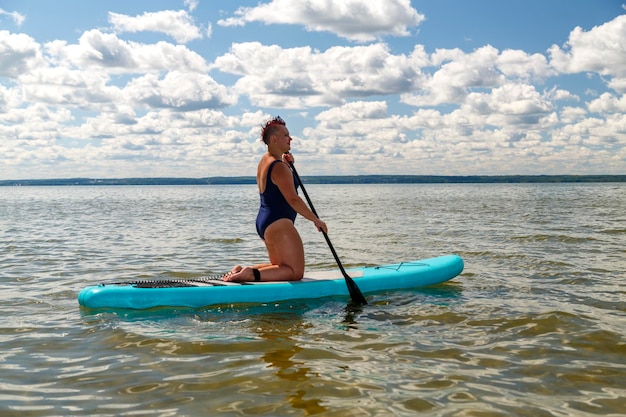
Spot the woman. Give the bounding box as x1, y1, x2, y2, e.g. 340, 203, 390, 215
223, 117, 327, 282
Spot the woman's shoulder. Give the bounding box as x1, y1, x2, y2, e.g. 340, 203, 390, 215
268, 160, 293, 188
258, 155, 276, 170
258, 157, 286, 184
269, 159, 290, 174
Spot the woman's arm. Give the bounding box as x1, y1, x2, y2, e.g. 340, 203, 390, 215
271, 162, 328, 233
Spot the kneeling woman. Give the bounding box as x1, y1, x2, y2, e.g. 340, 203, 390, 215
223, 117, 327, 282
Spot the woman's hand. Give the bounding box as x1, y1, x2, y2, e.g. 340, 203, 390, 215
282, 152, 294, 165
313, 218, 328, 234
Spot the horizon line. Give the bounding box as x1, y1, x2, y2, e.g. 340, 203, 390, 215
1, 174, 625, 186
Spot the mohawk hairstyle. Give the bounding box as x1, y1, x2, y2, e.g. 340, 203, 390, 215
261, 116, 286, 144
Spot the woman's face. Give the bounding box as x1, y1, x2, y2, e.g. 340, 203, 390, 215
272, 125, 292, 152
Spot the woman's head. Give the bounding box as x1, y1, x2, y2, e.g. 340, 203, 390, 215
261, 116, 286, 145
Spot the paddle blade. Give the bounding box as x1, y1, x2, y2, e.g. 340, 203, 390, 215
343, 275, 368, 305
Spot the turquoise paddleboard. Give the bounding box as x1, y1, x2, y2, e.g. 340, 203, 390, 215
78, 255, 464, 309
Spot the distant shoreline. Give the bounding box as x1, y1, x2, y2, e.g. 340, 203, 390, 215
1, 175, 625, 186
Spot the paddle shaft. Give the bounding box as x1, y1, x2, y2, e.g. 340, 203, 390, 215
287, 157, 367, 305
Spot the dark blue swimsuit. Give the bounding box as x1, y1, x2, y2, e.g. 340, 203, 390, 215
255, 160, 298, 239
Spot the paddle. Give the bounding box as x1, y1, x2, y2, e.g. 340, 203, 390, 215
286, 154, 368, 305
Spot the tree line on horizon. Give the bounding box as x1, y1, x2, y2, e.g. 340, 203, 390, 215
1, 175, 625, 186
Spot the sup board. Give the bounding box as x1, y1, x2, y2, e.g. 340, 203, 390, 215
78, 254, 464, 309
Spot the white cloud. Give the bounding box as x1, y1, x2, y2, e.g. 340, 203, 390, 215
0, 31, 42, 78
607, 77, 626, 94
316, 101, 389, 126
0, 8, 25, 26
496, 49, 553, 80
559, 106, 587, 124
124, 71, 236, 111
403, 46, 504, 106
46, 30, 208, 73
214, 42, 422, 107
218, 0, 424, 42
108, 10, 203, 44
549, 15, 626, 77
184, 0, 199, 12
545, 87, 579, 103
466, 84, 553, 118
587, 92, 626, 114
19, 66, 121, 111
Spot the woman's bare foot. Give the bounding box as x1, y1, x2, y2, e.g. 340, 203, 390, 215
222, 266, 255, 282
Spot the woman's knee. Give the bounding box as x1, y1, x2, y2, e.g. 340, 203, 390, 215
290, 264, 305, 280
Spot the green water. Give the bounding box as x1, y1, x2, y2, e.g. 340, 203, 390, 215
1, 184, 624, 416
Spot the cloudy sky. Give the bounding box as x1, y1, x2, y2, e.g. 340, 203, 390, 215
1, 0, 625, 179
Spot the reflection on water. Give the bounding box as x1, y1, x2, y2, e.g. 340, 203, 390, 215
256, 313, 327, 415
1, 183, 625, 416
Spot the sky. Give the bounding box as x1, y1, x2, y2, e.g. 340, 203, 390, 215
1, 0, 625, 180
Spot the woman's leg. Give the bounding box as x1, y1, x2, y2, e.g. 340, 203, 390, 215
262, 219, 305, 280
228, 263, 272, 274
224, 219, 304, 282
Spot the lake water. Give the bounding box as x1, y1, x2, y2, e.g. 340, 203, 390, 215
0, 183, 624, 416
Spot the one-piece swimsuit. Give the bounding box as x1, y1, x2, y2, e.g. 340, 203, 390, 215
255, 160, 298, 239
